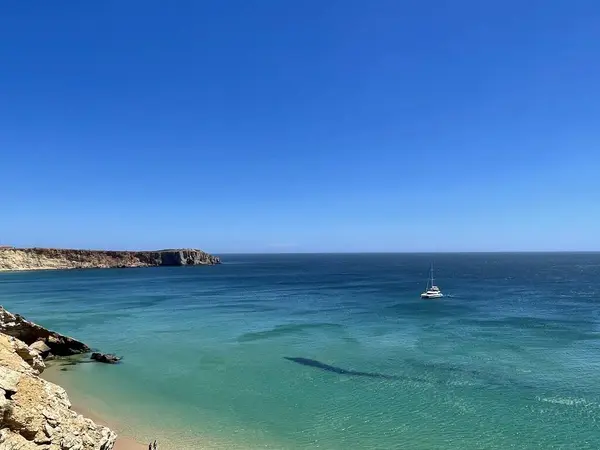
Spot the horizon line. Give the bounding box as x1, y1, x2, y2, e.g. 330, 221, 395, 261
216, 250, 600, 255
3, 246, 599, 255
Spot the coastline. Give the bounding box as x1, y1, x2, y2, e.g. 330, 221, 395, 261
69, 407, 147, 450
0, 304, 247, 450
41, 361, 247, 450
42, 364, 148, 450
0, 332, 118, 449
0, 304, 145, 449
0, 247, 221, 271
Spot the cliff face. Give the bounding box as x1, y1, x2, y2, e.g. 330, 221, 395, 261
0, 333, 116, 450
0, 247, 220, 271
0, 307, 116, 449
0, 307, 90, 357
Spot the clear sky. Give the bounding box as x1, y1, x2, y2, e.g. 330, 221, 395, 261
1, 1, 599, 253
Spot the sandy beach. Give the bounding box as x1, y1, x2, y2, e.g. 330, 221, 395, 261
41, 365, 148, 450
40, 362, 244, 450
76, 407, 147, 450
114, 439, 148, 450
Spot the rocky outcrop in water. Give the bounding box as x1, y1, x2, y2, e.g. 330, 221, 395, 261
0, 332, 117, 449
0, 307, 90, 357
90, 353, 121, 364
0, 247, 221, 271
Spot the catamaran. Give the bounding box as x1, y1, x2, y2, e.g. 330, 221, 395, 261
421, 264, 443, 299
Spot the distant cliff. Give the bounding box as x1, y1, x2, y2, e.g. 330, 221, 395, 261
0, 247, 221, 271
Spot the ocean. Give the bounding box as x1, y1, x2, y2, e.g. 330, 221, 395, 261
1, 253, 600, 449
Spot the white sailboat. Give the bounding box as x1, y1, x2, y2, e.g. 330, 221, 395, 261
421, 264, 443, 299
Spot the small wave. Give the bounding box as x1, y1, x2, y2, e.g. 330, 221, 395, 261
237, 323, 343, 342
447, 379, 479, 387
205, 302, 281, 313
536, 396, 599, 408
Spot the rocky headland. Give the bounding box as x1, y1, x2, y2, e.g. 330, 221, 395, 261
0, 247, 220, 271
0, 306, 117, 449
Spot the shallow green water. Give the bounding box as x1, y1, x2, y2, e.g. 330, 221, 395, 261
2, 253, 600, 449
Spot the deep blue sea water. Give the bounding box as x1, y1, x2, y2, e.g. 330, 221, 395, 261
1, 253, 600, 449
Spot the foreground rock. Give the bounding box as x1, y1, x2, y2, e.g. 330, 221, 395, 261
0, 247, 221, 271
8, 336, 46, 375
0, 306, 90, 357
0, 332, 117, 449
90, 353, 121, 364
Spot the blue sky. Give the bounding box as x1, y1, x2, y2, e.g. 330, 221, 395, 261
1, 1, 599, 253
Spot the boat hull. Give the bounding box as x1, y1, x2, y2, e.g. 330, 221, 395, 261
421, 293, 444, 299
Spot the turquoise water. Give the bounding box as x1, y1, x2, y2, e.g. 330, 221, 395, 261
2, 253, 600, 449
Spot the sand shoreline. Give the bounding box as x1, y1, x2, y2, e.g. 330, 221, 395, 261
70, 404, 148, 450
40, 362, 249, 450
41, 365, 148, 450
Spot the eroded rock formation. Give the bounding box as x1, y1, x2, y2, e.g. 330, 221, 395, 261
0, 307, 90, 357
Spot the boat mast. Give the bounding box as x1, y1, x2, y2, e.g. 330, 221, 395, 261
430, 263, 434, 287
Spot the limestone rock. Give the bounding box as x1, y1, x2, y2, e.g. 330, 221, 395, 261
6, 337, 45, 374
0, 332, 116, 450
0, 307, 89, 357
90, 353, 121, 364
0, 429, 40, 449
29, 341, 51, 358
0, 247, 221, 272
